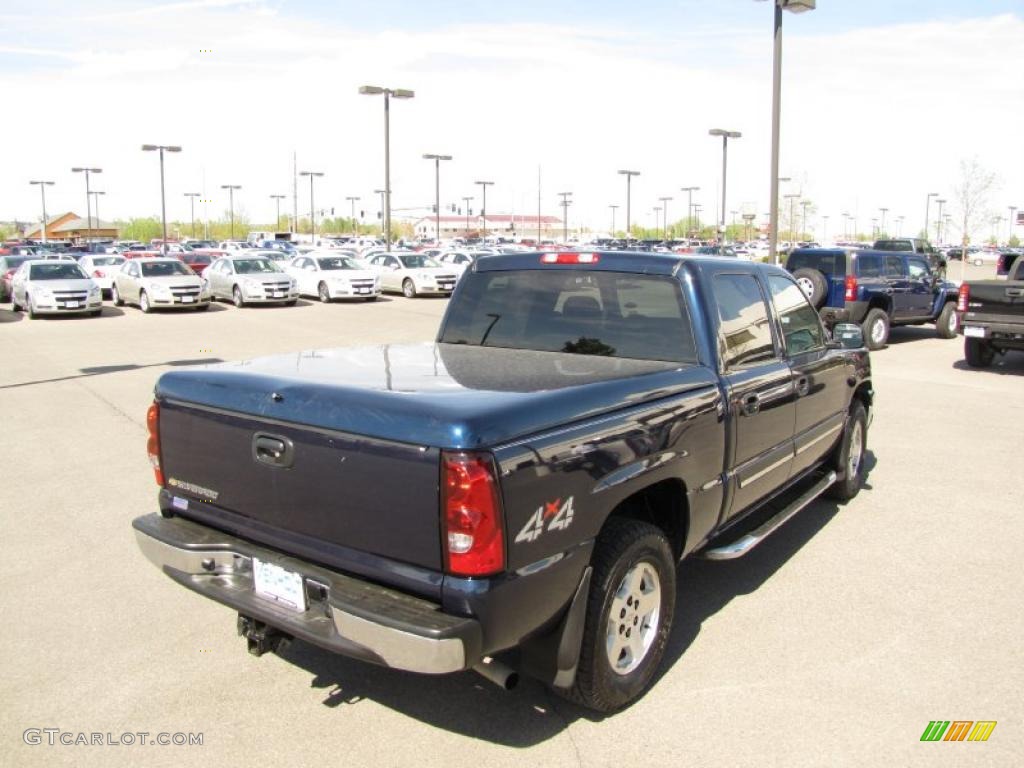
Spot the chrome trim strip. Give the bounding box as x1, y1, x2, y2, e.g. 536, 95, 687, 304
795, 422, 843, 455
738, 451, 792, 488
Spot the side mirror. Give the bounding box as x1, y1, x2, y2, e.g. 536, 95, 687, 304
832, 323, 865, 350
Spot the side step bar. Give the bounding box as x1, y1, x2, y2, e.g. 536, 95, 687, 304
704, 471, 837, 560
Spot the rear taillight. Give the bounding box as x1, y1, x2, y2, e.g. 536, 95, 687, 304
442, 451, 504, 577
146, 401, 164, 487
92, 269, 105, 278
957, 283, 969, 313
844, 274, 858, 302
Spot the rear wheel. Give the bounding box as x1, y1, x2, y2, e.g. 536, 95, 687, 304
862, 308, 889, 350
232, 286, 245, 308
935, 301, 958, 339
827, 400, 868, 501
111, 283, 124, 307
10, 292, 20, 312
318, 282, 331, 303
402, 279, 416, 299
964, 337, 994, 368
139, 291, 152, 314
560, 518, 675, 713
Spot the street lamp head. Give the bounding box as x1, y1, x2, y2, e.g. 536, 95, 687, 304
166, 146, 182, 153
423, 154, 452, 161
374, 189, 386, 194
72, 167, 102, 173
757, 0, 815, 12
30, 180, 55, 186
141, 145, 158, 151
221, 184, 241, 190
300, 171, 325, 177
359, 85, 385, 95
391, 89, 415, 99
618, 169, 640, 176
709, 128, 742, 138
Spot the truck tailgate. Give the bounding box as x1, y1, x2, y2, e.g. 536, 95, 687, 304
963, 280, 1024, 325
158, 399, 443, 572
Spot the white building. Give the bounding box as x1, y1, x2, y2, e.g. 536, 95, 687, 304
411, 214, 563, 241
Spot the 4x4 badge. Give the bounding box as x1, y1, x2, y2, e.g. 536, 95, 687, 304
514, 496, 575, 544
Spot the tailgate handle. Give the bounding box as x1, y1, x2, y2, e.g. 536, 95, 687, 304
1006, 288, 1023, 297
252, 433, 294, 469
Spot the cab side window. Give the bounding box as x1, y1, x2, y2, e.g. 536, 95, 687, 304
768, 275, 825, 355
907, 257, 930, 280
713, 273, 778, 368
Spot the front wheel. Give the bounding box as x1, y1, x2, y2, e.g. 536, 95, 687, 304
964, 337, 994, 368
402, 279, 416, 299
935, 302, 958, 339
318, 282, 331, 303
560, 518, 675, 713
111, 283, 124, 307
139, 291, 152, 314
827, 400, 868, 501
232, 286, 245, 308
861, 308, 889, 350
26, 295, 38, 320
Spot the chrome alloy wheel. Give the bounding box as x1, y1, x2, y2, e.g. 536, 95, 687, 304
847, 420, 864, 479
796, 276, 815, 298
605, 561, 661, 675
870, 318, 886, 345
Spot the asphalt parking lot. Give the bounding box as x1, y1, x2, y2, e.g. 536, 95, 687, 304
2, 265, 1021, 767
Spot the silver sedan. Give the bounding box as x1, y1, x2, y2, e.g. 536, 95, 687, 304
10, 259, 103, 318
203, 255, 298, 307
112, 257, 211, 313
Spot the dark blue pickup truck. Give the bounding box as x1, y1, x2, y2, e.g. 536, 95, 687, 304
133, 252, 873, 712
786, 248, 960, 350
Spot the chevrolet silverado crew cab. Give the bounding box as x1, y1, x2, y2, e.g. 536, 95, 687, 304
133, 251, 873, 712
786, 247, 959, 350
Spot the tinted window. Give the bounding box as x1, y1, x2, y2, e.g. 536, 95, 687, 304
233, 259, 280, 274
440, 270, 696, 363
884, 256, 906, 278
713, 274, 777, 368
786, 251, 845, 276
874, 240, 912, 252
398, 255, 440, 269
141, 261, 192, 277
857, 254, 883, 278
29, 263, 87, 280
3, 256, 28, 269
91, 256, 124, 267
317, 257, 358, 270
907, 257, 929, 279
768, 275, 825, 355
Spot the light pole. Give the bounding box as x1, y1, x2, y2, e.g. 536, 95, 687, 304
475, 180, 494, 238
374, 189, 386, 238
609, 204, 619, 237
423, 154, 452, 243
461, 196, 473, 237
935, 198, 946, 243
89, 191, 105, 232
785, 193, 800, 241
346, 196, 361, 235
842, 212, 851, 240
618, 170, 640, 239
680, 186, 699, 238
709, 128, 742, 244
141, 145, 181, 254
221, 184, 241, 240
879, 207, 889, 237
800, 199, 810, 240
300, 171, 324, 243
1009, 206, 1017, 243
359, 85, 415, 250
29, 180, 55, 244
270, 194, 286, 231
760, 0, 816, 262
659, 196, 673, 240
71, 166, 102, 243
693, 204, 703, 235
558, 192, 572, 242
653, 207, 662, 236
924, 192, 938, 242
822, 214, 829, 243
184, 193, 201, 238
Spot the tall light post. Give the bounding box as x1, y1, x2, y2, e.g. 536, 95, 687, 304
680, 185, 699, 237
924, 192, 938, 242
609, 204, 619, 236
373, 189, 387, 237
71, 166, 102, 243
759, 0, 816, 262
935, 198, 946, 243
1009, 206, 1017, 243
879, 207, 889, 237
89, 191, 105, 232
300, 171, 324, 243
221, 184, 241, 239
557, 192, 572, 242
693, 204, 703, 234
423, 154, 452, 243
461, 196, 473, 236
842, 211, 851, 240
709, 128, 742, 244
346, 196, 360, 235
784, 193, 800, 241
659, 196, 673, 239
359, 85, 415, 250
618, 170, 640, 239
800, 199, 810, 240
269, 194, 286, 231
475, 180, 494, 238
184, 192, 201, 238
653, 207, 662, 236
141, 145, 181, 254
29, 180, 55, 244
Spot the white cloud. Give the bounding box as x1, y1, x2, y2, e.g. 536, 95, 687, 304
2, 6, 1021, 242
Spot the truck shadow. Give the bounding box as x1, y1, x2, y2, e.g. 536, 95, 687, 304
276, 451, 876, 743
952, 357, 1024, 376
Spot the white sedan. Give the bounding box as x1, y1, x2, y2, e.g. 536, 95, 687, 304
284, 253, 381, 302
365, 252, 458, 297
78, 254, 126, 296
112, 257, 211, 312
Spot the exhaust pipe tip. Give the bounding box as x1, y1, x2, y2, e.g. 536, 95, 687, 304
472, 657, 519, 690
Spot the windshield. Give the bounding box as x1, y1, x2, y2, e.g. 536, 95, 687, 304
4, 256, 29, 269
317, 257, 358, 271
874, 240, 911, 251
91, 256, 125, 267
141, 261, 193, 277
29, 263, 87, 280
234, 259, 281, 274
440, 269, 696, 363
398, 255, 441, 269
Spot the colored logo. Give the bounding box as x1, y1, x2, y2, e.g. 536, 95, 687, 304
920, 721, 996, 742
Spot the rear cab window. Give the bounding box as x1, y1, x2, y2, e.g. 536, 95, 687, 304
786, 250, 846, 277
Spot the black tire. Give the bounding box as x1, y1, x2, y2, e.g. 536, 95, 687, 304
827, 400, 868, 501
139, 290, 152, 314
10, 292, 20, 312
792, 268, 829, 308
232, 286, 245, 308
27, 294, 38, 320
111, 283, 124, 307
935, 301, 958, 339
964, 337, 994, 368
318, 282, 331, 303
861, 308, 889, 350
561, 518, 676, 713
402, 279, 416, 299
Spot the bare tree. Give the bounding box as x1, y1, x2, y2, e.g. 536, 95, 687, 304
951, 156, 998, 279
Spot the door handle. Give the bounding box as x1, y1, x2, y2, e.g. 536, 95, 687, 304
741, 394, 761, 416
795, 376, 810, 397
252, 433, 294, 468
1006, 288, 1023, 298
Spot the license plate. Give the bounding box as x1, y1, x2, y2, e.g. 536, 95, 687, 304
181, 296, 194, 303
271, 291, 285, 298
963, 326, 986, 338
357, 288, 370, 294
63, 301, 80, 308
253, 558, 307, 611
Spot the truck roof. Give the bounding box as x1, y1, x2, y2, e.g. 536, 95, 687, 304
471, 249, 787, 277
